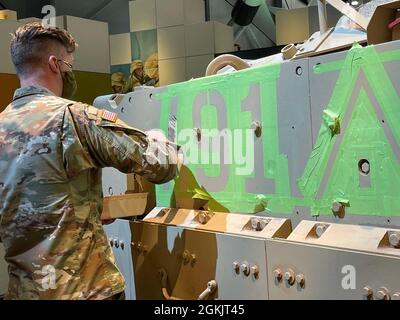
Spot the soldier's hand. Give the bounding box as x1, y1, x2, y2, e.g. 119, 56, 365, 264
145, 129, 168, 142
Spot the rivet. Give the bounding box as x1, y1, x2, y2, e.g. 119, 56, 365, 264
285, 269, 295, 286
296, 273, 305, 288
273, 268, 283, 282
233, 261, 240, 274
252, 121, 262, 138
389, 232, 400, 248
363, 286, 373, 300
241, 262, 250, 277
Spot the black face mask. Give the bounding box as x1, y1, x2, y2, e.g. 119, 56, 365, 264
61, 70, 77, 100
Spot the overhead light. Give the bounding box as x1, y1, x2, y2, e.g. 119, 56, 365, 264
350, 0, 361, 7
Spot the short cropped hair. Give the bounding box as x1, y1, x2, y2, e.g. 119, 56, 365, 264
10, 22, 77, 76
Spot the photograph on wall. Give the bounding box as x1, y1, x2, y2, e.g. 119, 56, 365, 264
111, 29, 159, 94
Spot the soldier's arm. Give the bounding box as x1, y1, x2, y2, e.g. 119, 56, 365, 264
65, 103, 178, 184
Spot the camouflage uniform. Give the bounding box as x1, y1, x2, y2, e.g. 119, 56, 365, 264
111, 72, 125, 94
144, 53, 159, 87
0, 86, 178, 300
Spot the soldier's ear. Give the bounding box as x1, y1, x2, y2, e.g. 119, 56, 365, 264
48, 55, 60, 74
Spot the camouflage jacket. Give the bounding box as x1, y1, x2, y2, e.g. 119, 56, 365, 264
0, 86, 177, 300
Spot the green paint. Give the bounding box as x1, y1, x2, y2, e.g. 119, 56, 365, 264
319, 89, 400, 216
154, 44, 400, 218
323, 110, 341, 136
300, 44, 400, 216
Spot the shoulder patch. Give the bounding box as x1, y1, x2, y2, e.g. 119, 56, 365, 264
99, 109, 118, 123
84, 105, 100, 121
87, 106, 99, 116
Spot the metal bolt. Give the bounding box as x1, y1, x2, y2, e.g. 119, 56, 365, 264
361, 161, 370, 174
119, 241, 125, 250
198, 213, 206, 224
389, 232, 400, 248
332, 202, 342, 213
376, 287, 390, 300
285, 269, 295, 286
241, 262, 250, 276
252, 121, 262, 138
358, 159, 370, 175
251, 265, 260, 278
315, 224, 328, 238
194, 128, 201, 142
331, 200, 347, 219
251, 218, 262, 231
159, 208, 170, 217
251, 218, 268, 231
198, 212, 209, 224
273, 268, 283, 282
109, 239, 114, 247
251, 218, 260, 230
363, 286, 373, 299
182, 250, 190, 264
207, 280, 217, 290
190, 254, 197, 265
233, 261, 240, 274
296, 273, 305, 287
332, 202, 345, 218
114, 239, 120, 248
136, 242, 143, 252
392, 292, 400, 300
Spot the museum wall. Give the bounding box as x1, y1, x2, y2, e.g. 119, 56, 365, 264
0, 0, 235, 111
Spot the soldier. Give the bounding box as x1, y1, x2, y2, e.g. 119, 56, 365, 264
124, 60, 145, 93
0, 22, 178, 300
111, 72, 125, 94
144, 53, 159, 87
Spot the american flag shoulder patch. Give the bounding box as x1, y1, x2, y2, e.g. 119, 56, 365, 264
100, 109, 118, 123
